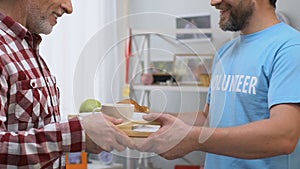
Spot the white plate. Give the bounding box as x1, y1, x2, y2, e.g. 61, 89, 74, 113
132, 124, 160, 133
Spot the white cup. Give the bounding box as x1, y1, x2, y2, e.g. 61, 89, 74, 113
101, 104, 134, 122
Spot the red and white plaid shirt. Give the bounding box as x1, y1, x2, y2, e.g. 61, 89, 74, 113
0, 13, 85, 168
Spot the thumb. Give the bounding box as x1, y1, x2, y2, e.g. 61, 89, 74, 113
143, 113, 175, 126
143, 113, 165, 122
143, 113, 160, 121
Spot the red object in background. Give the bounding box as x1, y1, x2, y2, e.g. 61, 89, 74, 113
125, 28, 133, 84
175, 165, 204, 169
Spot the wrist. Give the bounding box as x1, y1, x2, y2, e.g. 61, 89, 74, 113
188, 126, 203, 151
61, 117, 85, 152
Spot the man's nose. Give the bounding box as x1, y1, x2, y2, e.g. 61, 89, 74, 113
211, 0, 223, 6
61, 0, 73, 14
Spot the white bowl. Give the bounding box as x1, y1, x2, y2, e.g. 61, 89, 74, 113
101, 104, 134, 122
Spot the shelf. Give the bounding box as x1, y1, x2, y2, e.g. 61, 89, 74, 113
131, 84, 209, 107
131, 84, 209, 92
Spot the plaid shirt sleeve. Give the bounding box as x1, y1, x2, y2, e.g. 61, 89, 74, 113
0, 13, 86, 168
0, 119, 85, 168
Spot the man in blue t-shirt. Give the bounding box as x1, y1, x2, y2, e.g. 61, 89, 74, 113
137, 0, 300, 169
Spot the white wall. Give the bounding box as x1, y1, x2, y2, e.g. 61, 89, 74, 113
277, 0, 300, 31
40, 1, 107, 117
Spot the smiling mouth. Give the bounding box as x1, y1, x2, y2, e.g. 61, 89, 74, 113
221, 10, 226, 14
53, 13, 58, 19
49, 13, 60, 26
53, 11, 64, 19
52, 12, 63, 24
53, 13, 61, 19
220, 9, 230, 18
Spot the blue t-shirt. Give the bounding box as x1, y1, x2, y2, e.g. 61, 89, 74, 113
206, 22, 300, 169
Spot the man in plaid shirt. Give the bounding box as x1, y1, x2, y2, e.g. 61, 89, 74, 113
0, 0, 135, 168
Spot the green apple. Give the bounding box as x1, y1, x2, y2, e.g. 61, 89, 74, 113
79, 98, 102, 113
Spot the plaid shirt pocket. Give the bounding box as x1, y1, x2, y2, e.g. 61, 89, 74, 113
14, 77, 50, 124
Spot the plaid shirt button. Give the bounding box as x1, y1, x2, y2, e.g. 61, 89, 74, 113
31, 82, 36, 87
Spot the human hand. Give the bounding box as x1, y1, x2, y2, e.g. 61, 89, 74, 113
82, 113, 135, 153
136, 113, 199, 160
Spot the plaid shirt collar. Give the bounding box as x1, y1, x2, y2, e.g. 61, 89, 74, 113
0, 12, 42, 49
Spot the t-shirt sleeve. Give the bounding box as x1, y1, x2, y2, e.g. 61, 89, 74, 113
268, 44, 300, 108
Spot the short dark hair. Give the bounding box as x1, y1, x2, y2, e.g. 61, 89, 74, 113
270, 0, 277, 8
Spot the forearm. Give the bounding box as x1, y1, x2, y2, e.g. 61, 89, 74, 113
176, 111, 208, 126
192, 118, 299, 159
0, 117, 84, 166
177, 104, 209, 126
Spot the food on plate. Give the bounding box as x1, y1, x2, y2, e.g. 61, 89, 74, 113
117, 99, 149, 113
